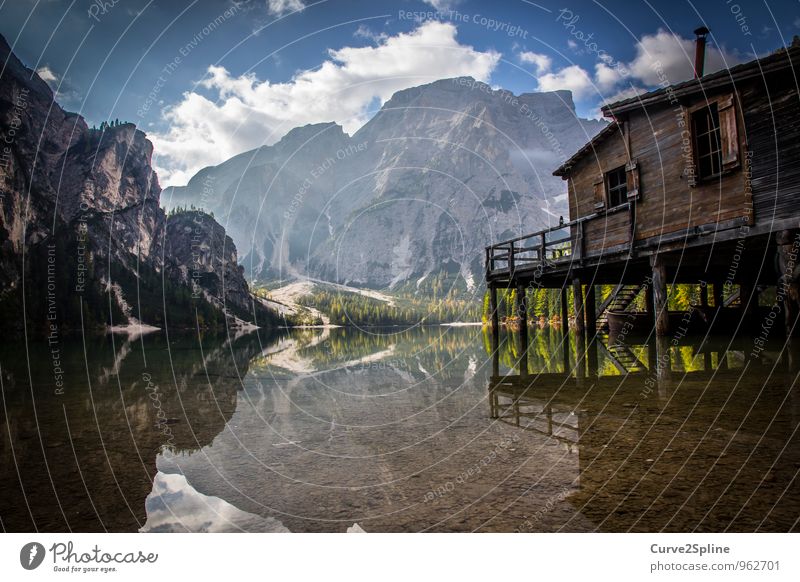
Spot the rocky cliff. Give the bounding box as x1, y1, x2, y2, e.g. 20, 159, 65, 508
0, 34, 275, 333
164, 77, 606, 291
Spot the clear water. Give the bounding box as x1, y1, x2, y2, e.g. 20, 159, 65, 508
1, 326, 798, 532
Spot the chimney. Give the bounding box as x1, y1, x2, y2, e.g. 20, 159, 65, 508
693, 26, 710, 78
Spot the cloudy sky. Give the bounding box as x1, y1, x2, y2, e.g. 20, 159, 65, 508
2, 0, 798, 185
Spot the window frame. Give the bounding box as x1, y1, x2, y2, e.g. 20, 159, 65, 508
604, 165, 629, 209
691, 102, 723, 181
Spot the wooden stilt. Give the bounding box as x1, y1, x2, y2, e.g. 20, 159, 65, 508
489, 285, 500, 377
572, 278, 585, 334
516, 284, 528, 377
712, 281, 723, 309
777, 230, 800, 337
651, 255, 669, 336
560, 286, 571, 374
585, 284, 598, 376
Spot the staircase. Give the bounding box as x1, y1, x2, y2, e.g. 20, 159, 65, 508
596, 284, 645, 330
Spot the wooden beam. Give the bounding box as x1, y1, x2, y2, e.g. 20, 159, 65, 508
516, 284, 528, 377
712, 281, 723, 309
572, 278, 585, 334
651, 255, 669, 336
585, 284, 597, 334
560, 286, 569, 331
585, 284, 598, 376
489, 285, 500, 377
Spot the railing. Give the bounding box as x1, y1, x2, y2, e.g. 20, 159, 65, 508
485, 215, 588, 280
485, 204, 633, 281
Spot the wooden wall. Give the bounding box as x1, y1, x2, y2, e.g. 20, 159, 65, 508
567, 125, 632, 256
741, 72, 800, 223
566, 85, 758, 253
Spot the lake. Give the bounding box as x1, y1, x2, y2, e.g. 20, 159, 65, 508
1, 325, 798, 532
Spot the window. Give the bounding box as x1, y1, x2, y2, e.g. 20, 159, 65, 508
692, 103, 722, 179
605, 165, 628, 208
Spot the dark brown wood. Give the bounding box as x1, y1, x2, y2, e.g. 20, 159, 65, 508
777, 229, 800, 337
560, 286, 569, 331
585, 284, 597, 335
516, 284, 528, 377
585, 284, 598, 376
712, 281, 723, 309
572, 279, 585, 334
651, 255, 669, 336
489, 286, 499, 377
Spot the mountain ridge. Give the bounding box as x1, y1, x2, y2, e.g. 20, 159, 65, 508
164, 75, 606, 292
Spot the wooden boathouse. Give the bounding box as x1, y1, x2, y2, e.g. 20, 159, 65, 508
485, 33, 800, 346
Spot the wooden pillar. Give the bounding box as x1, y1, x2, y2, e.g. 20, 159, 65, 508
560, 286, 571, 375
700, 282, 709, 307
585, 284, 598, 376
516, 284, 528, 377
572, 278, 585, 334
777, 230, 800, 337
655, 334, 671, 400
489, 285, 500, 377
712, 281, 723, 309
651, 255, 669, 336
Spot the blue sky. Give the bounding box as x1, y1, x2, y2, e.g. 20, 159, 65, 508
2, 0, 798, 184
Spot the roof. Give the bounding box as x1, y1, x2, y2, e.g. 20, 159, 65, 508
552, 121, 619, 177
551, 42, 799, 178
603, 42, 800, 117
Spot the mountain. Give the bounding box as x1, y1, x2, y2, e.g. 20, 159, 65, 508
0, 34, 276, 334
164, 77, 606, 291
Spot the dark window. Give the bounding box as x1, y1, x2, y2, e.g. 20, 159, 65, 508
605, 165, 628, 208
692, 103, 722, 179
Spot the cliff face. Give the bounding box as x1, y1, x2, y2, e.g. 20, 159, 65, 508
165, 78, 606, 290
165, 210, 270, 323
0, 34, 274, 333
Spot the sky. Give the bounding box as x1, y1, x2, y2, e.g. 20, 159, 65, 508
2, 0, 799, 186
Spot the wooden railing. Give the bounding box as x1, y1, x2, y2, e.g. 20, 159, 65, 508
485, 204, 633, 281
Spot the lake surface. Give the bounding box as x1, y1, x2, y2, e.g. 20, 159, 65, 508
1, 325, 798, 532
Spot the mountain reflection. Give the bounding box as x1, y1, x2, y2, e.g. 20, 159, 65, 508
1, 326, 798, 532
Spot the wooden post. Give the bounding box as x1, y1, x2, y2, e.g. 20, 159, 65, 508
560, 286, 571, 374
777, 230, 800, 337
516, 284, 528, 377
712, 281, 723, 309
489, 285, 500, 377
585, 284, 598, 376
700, 282, 709, 307
651, 255, 669, 336
572, 278, 585, 334
584, 284, 597, 336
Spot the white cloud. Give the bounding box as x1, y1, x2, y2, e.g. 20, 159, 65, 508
627, 29, 743, 86
519, 51, 551, 73
535, 29, 744, 108
36, 66, 58, 86
594, 63, 623, 92
354, 24, 388, 44
567, 39, 578, 51
535, 65, 593, 100
267, 0, 304, 17
422, 0, 459, 9
152, 21, 500, 186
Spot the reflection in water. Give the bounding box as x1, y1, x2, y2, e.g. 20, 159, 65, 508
0, 325, 798, 532
141, 472, 288, 533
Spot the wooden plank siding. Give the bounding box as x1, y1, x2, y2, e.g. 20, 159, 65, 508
740, 73, 800, 223
566, 86, 755, 252
567, 124, 632, 256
